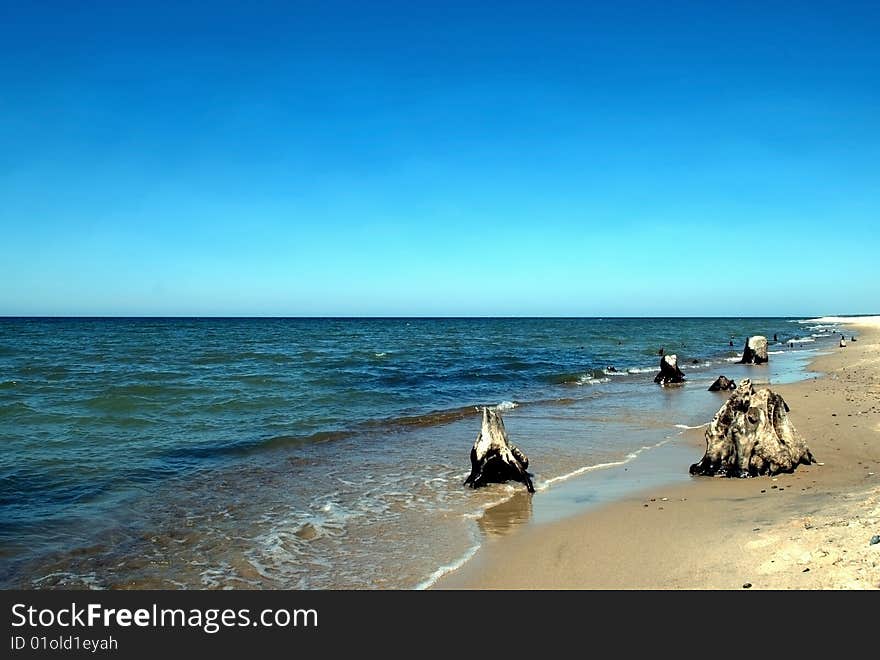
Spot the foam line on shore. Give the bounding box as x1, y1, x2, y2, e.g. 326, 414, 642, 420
538, 437, 675, 490
415, 543, 481, 590
421, 439, 677, 588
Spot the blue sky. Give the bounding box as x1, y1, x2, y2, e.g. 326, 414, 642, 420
1, 1, 878, 316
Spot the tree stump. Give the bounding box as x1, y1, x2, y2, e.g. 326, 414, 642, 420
708, 375, 736, 392
464, 407, 534, 493
654, 354, 686, 386
690, 379, 814, 477
738, 335, 768, 364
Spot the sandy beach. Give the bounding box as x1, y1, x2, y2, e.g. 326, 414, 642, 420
435, 317, 880, 590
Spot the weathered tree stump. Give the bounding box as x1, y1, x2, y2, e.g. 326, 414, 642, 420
738, 335, 768, 364
708, 375, 736, 392
690, 379, 814, 477
654, 354, 685, 386
464, 407, 534, 493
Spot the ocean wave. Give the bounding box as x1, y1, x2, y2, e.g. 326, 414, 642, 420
674, 423, 708, 430
195, 351, 295, 365
626, 366, 656, 374
229, 374, 285, 387
84, 393, 161, 413
161, 429, 355, 461
362, 405, 480, 431
578, 375, 611, 386
203, 395, 290, 414
171, 400, 512, 459
549, 370, 611, 386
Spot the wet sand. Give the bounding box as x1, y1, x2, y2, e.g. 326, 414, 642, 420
435, 317, 880, 590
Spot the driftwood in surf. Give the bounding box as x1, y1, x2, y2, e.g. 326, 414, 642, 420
464, 407, 534, 493
690, 379, 814, 477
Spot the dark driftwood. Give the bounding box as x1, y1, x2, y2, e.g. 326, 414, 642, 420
464, 407, 534, 493
653, 354, 686, 386
739, 336, 769, 364
708, 375, 736, 392
690, 379, 814, 477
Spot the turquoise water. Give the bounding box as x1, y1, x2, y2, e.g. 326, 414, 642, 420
0, 317, 839, 588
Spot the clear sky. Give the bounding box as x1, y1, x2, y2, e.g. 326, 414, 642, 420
1, 1, 878, 316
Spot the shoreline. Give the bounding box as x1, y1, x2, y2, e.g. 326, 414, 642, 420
433, 317, 880, 589
3, 317, 872, 589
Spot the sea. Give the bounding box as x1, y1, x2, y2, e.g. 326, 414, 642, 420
0, 317, 843, 589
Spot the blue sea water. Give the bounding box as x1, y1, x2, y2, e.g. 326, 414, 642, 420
0, 317, 840, 588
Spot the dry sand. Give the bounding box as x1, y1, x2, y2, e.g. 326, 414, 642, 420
435, 317, 880, 590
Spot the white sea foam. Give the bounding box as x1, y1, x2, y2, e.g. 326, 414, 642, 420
674, 423, 708, 430
626, 366, 656, 374
537, 459, 633, 489
767, 350, 785, 355
418, 484, 526, 588
374, 352, 388, 357
494, 401, 518, 411
577, 375, 611, 385
537, 438, 673, 491
415, 543, 481, 590
31, 571, 103, 590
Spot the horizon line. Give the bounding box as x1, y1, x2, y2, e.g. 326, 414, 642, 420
2, 313, 873, 320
